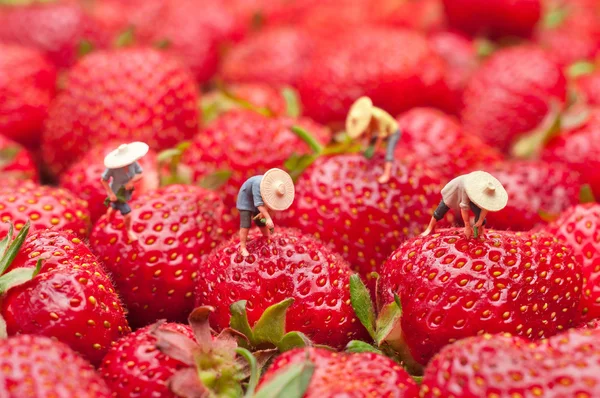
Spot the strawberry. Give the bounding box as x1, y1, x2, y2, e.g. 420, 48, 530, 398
574, 70, 600, 107
421, 329, 600, 397
0, 44, 56, 148
544, 204, 600, 321
0, 334, 111, 398
256, 347, 419, 397
60, 140, 159, 224
0, 225, 130, 366
542, 108, 600, 199
0, 1, 112, 68
442, 0, 542, 38
194, 228, 370, 350
396, 107, 503, 181
296, 27, 452, 124
180, 110, 331, 208
483, 160, 581, 232
281, 153, 443, 288
0, 180, 90, 237
89, 185, 226, 328
461, 45, 567, 152
100, 322, 194, 397
220, 27, 315, 87
0, 134, 38, 182
41, 47, 199, 176
377, 229, 582, 372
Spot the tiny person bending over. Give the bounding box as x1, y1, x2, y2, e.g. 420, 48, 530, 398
100, 142, 149, 242
236, 168, 295, 257
421, 171, 508, 238
346, 96, 402, 184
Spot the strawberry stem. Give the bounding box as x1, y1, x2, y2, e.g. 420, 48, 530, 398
0, 221, 30, 276
290, 126, 324, 155
281, 87, 301, 118
237, 347, 259, 397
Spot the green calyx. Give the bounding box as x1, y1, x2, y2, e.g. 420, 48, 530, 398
229, 298, 313, 353
511, 101, 563, 159
252, 351, 315, 398
114, 26, 136, 48
0, 221, 41, 339
567, 61, 596, 78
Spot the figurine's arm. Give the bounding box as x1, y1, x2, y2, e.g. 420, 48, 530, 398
257, 205, 273, 225
474, 209, 488, 227
373, 134, 385, 153
460, 206, 473, 238
101, 178, 117, 201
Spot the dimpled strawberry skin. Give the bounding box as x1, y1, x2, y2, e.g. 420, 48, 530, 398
100, 323, 194, 398
0, 335, 111, 398
90, 185, 225, 328
195, 229, 370, 350
257, 348, 419, 398
421, 329, 600, 398
0, 134, 39, 181
378, 229, 583, 366
41, 48, 199, 176
545, 204, 600, 321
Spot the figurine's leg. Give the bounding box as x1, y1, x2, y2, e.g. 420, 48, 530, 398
378, 130, 401, 184
239, 211, 251, 256
106, 205, 115, 220
421, 200, 449, 236
120, 203, 137, 241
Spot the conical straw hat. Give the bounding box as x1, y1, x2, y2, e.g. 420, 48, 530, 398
260, 168, 295, 211
464, 171, 508, 212
104, 142, 149, 169
346, 96, 373, 139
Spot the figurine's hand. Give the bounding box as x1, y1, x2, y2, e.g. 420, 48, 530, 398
464, 225, 473, 239
265, 218, 274, 230
125, 182, 135, 190
109, 194, 117, 202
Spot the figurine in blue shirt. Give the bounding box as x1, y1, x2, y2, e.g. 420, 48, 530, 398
236, 168, 295, 257
100, 142, 149, 241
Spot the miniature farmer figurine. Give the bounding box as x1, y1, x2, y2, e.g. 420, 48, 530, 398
237, 168, 295, 257
346, 96, 401, 184
421, 171, 508, 239
100, 142, 149, 242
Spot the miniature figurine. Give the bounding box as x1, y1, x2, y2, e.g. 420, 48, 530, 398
421, 171, 508, 238
237, 168, 295, 257
346, 96, 402, 184
100, 142, 149, 241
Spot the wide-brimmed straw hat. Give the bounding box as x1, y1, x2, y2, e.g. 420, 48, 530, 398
346, 96, 374, 139
260, 168, 295, 211
465, 171, 508, 212
104, 142, 149, 169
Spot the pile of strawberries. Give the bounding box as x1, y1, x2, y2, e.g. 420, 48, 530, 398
2, 0, 600, 397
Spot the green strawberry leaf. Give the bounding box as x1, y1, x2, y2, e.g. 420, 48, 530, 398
567, 61, 596, 78
77, 40, 94, 57
252, 355, 315, 398
230, 300, 254, 345
580, 184, 597, 204
221, 89, 273, 118
281, 87, 301, 118
538, 210, 560, 223
154, 38, 172, 50
115, 26, 135, 48
236, 347, 260, 396
198, 170, 232, 191
363, 145, 375, 160
345, 340, 383, 355
252, 298, 294, 347
284, 153, 317, 181
0, 147, 20, 168
349, 274, 376, 340
0, 223, 14, 259
511, 101, 562, 159
0, 221, 29, 276
543, 7, 567, 29
0, 266, 39, 294
375, 299, 402, 346
411, 376, 423, 385
278, 331, 311, 352
474, 38, 496, 59
290, 126, 324, 155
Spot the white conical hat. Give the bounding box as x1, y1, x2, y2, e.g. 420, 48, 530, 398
260, 168, 295, 211
346, 96, 373, 139
465, 171, 508, 212
104, 142, 149, 169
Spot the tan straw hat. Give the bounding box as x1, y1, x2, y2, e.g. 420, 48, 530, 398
464, 171, 508, 212
104, 142, 149, 169
260, 168, 295, 211
346, 96, 373, 139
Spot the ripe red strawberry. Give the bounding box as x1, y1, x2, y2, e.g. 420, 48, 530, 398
544, 204, 600, 321
180, 110, 331, 208
377, 229, 582, 372
542, 109, 600, 199
0, 334, 111, 398
195, 229, 370, 350
89, 185, 226, 328
296, 27, 451, 124
396, 107, 502, 181
0, 2, 112, 68
442, 0, 542, 38
421, 329, 600, 397
256, 347, 419, 397
100, 322, 194, 397
220, 27, 315, 87
483, 160, 581, 231
41, 48, 199, 176
282, 154, 443, 287
0, 226, 130, 366
0, 180, 90, 237
461, 45, 567, 152
0, 44, 56, 147
60, 140, 159, 224
0, 134, 38, 181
